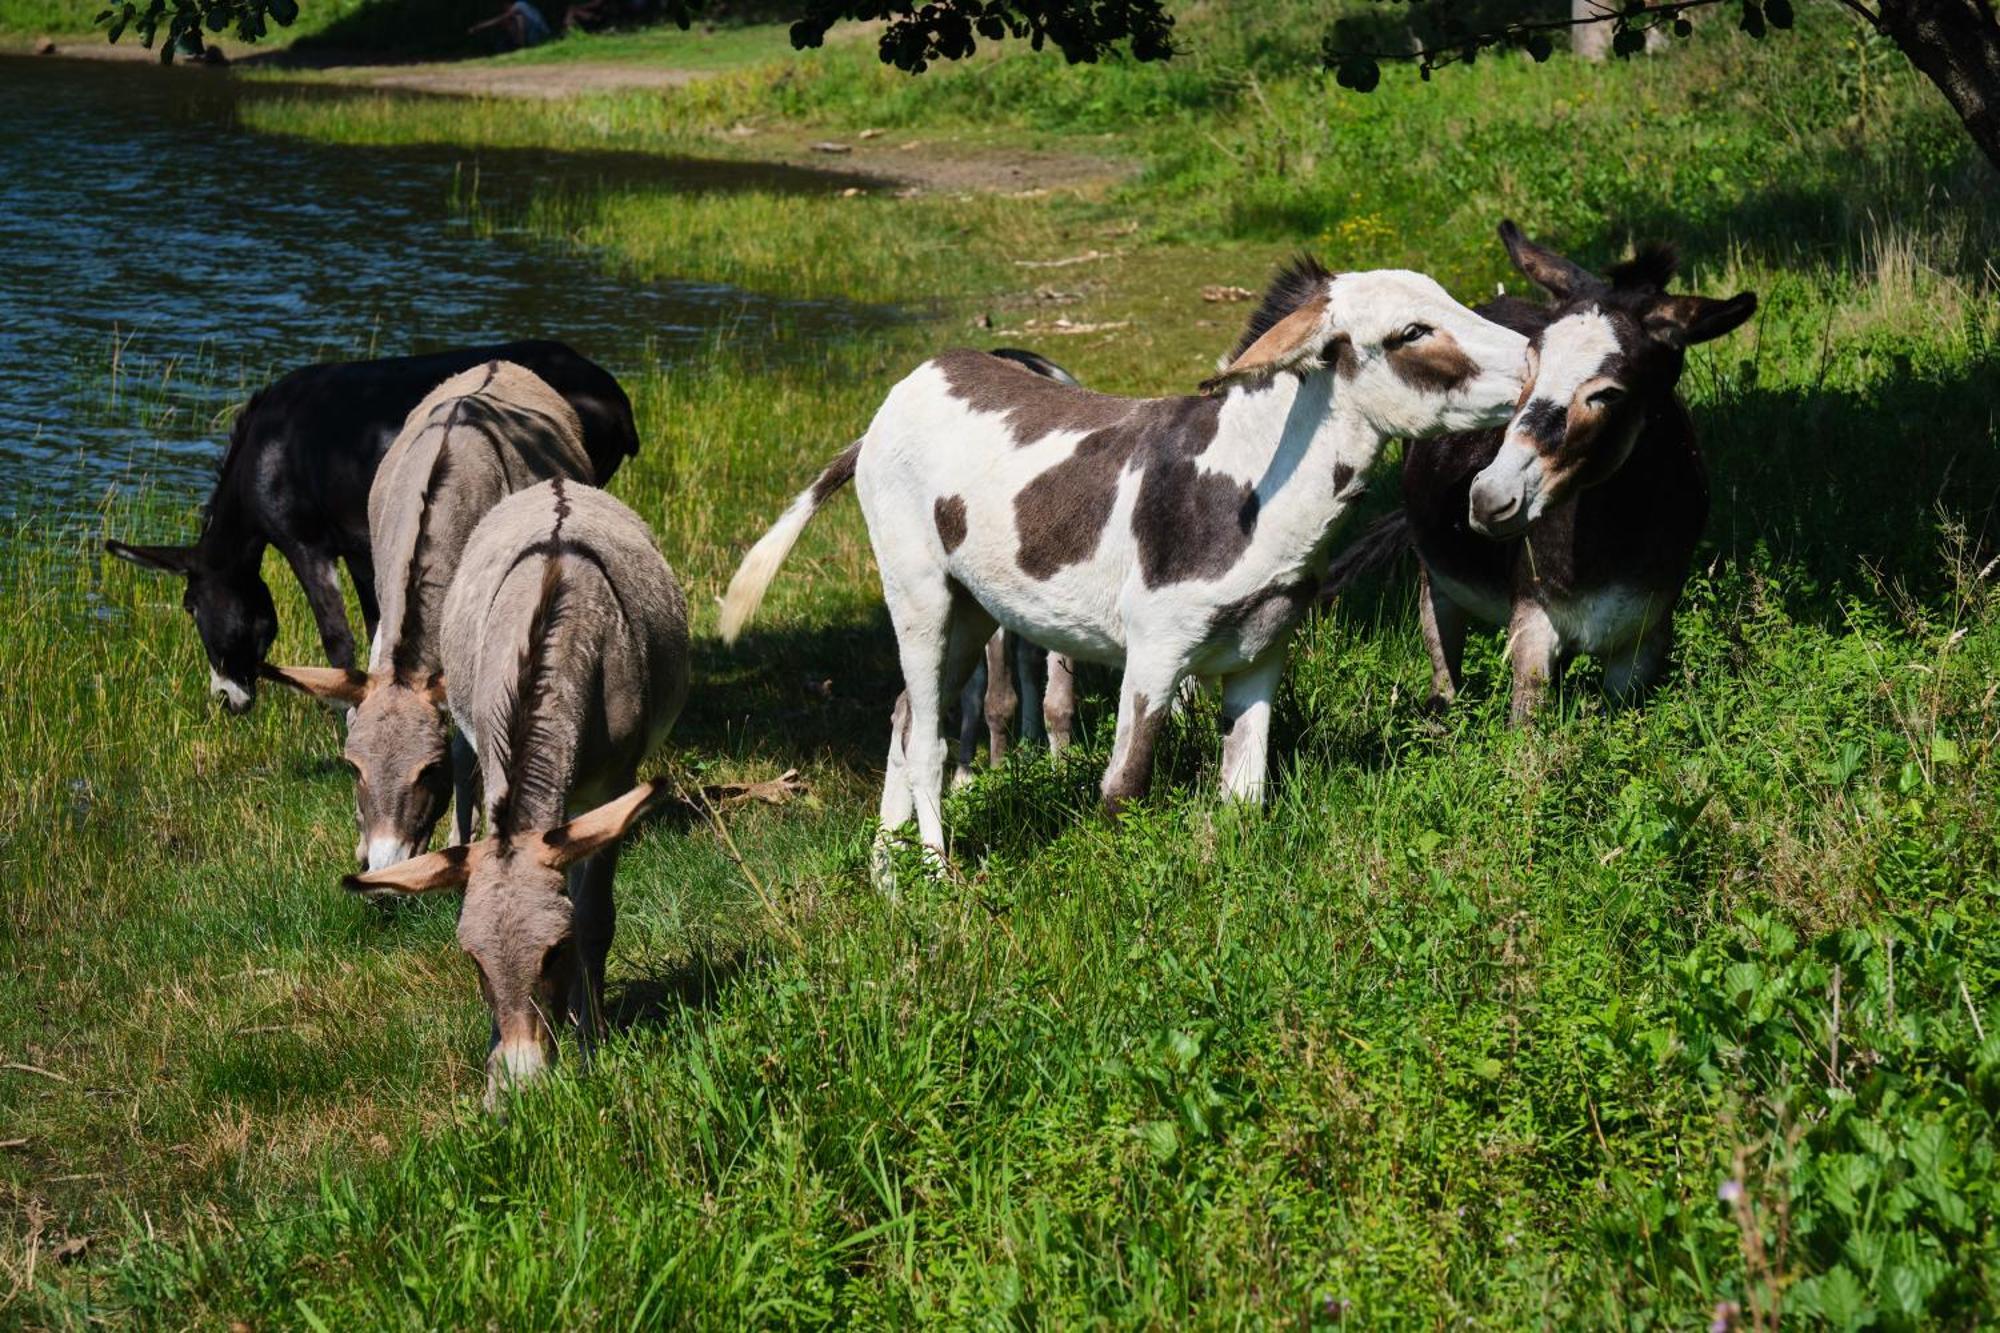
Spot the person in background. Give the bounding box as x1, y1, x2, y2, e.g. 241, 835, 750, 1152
468, 0, 552, 50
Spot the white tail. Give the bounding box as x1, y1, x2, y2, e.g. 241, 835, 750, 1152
717, 441, 860, 645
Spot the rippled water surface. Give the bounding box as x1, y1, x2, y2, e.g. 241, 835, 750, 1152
0, 55, 879, 520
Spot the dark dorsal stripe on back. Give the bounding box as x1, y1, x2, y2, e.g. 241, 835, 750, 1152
489, 477, 577, 841
1229, 254, 1335, 361
390, 403, 459, 682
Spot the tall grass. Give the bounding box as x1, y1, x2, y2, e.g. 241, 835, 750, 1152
6, 3, 2000, 1325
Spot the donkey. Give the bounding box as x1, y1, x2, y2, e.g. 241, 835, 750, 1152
345, 478, 689, 1104
264, 361, 597, 871
1400, 222, 1756, 722
105, 340, 638, 714
953, 348, 1081, 786
720, 263, 1528, 875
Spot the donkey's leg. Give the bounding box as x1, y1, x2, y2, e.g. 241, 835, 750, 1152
567, 844, 621, 1059
874, 691, 917, 887
983, 630, 1019, 765
450, 729, 479, 846
1043, 652, 1077, 754
907, 597, 999, 859
347, 550, 380, 641
283, 543, 358, 670
1012, 634, 1049, 747
878, 564, 991, 863
1101, 648, 1187, 816
1506, 599, 1563, 726
1419, 566, 1468, 711
953, 656, 986, 790
1604, 614, 1674, 707
1219, 651, 1287, 805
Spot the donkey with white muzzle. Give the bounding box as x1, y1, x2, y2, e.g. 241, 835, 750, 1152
1400, 222, 1756, 722
345, 478, 689, 1105
263, 361, 597, 872
721, 263, 1529, 878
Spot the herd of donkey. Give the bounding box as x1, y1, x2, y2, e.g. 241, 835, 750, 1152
103, 221, 1756, 1102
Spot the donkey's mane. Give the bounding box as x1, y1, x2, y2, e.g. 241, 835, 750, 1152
390, 407, 455, 682
1229, 254, 1335, 361
489, 477, 578, 841
200, 388, 268, 535
1606, 243, 1679, 294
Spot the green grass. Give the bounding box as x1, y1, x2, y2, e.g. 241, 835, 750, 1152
8, 3, 2000, 1326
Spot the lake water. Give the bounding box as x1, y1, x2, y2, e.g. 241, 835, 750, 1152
0, 54, 880, 522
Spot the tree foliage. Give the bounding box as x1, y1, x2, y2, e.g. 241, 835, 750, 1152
97, 0, 1176, 70
96, 0, 1999, 171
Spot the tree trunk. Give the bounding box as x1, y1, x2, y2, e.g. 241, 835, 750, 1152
1572, 0, 1614, 60
1876, 0, 2000, 172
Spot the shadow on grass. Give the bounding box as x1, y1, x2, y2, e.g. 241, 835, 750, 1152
608, 947, 757, 1031
681, 614, 902, 775
1564, 140, 2000, 281
1701, 352, 2000, 618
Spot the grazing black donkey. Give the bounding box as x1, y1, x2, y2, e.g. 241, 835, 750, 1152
106, 340, 639, 714
1390, 221, 1756, 722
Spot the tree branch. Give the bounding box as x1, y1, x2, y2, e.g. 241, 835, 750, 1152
1832, 0, 1886, 30
1332, 0, 1728, 65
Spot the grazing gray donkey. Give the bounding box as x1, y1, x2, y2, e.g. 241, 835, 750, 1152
345, 478, 689, 1105
720, 263, 1529, 880
263, 361, 596, 871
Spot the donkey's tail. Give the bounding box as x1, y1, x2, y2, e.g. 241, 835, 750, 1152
719, 440, 862, 645
1319, 509, 1415, 603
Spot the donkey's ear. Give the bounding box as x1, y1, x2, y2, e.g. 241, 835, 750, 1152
1643, 291, 1758, 349
537, 779, 675, 870
344, 843, 477, 897
1199, 292, 1334, 395
105, 540, 197, 576
1497, 220, 1597, 301
1650, 290, 1760, 348
261, 663, 372, 706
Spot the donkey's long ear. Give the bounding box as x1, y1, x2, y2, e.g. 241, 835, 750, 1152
344, 843, 478, 897
261, 663, 372, 706
1199, 292, 1335, 396
1643, 291, 1758, 349
105, 540, 197, 576
537, 779, 675, 870
1497, 220, 1597, 301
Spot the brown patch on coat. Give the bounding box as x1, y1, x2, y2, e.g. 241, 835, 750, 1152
1388, 329, 1479, 394
1013, 394, 1224, 579
1325, 333, 1358, 380
935, 348, 1131, 447
1101, 691, 1165, 816
933, 495, 968, 552
1132, 457, 1258, 588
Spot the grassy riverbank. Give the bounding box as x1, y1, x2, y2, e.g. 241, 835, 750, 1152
7, 4, 2000, 1325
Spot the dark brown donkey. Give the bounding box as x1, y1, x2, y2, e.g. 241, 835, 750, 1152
1397, 221, 1755, 722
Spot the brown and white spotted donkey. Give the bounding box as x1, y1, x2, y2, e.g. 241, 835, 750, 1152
1399, 221, 1756, 722
721, 263, 1529, 880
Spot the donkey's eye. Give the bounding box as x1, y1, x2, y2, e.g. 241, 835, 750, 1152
1586, 385, 1627, 409
1389, 323, 1433, 348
